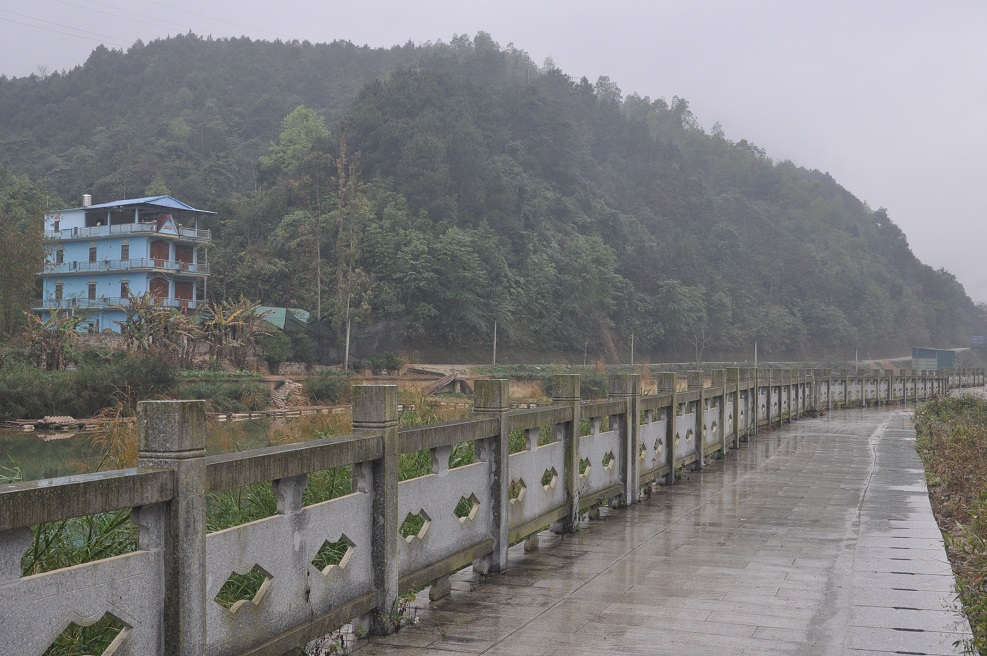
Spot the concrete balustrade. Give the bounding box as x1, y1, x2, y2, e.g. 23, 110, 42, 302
0, 367, 983, 655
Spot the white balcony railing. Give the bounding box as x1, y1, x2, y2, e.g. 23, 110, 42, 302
43, 258, 209, 275
45, 223, 211, 241
33, 297, 201, 311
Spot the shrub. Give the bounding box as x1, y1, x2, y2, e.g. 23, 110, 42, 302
177, 380, 269, 413
257, 332, 292, 373
304, 370, 349, 404
290, 332, 315, 364
366, 351, 403, 372
74, 354, 178, 416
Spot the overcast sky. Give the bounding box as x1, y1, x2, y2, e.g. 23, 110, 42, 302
3, 1, 987, 302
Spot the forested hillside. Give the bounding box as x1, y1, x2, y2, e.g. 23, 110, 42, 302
0, 32, 978, 361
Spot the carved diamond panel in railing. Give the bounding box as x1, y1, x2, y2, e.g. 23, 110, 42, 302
454, 494, 480, 524
540, 467, 558, 490
578, 457, 592, 478
312, 534, 355, 575
42, 612, 131, 656
602, 451, 616, 472
508, 478, 527, 504
214, 564, 273, 613
400, 510, 431, 542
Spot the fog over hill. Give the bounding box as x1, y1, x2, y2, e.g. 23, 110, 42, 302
0, 33, 981, 361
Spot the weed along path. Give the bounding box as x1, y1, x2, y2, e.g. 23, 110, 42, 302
348, 407, 972, 656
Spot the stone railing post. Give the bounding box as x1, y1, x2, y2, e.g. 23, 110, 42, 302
792, 369, 800, 419
552, 375, 581, 534
858, 368, 867, 407
799, 368, 806, 417
609, 374, 641, 505
657, 372, 677, 484
352, 385, 399, 635
740, 368, 754, 439
474, 379, 510, 573
787, 369, 795, 423
687, 371, 704, 470
875, 368, 882, 406
712, 370, 727, 455
726, 368, 740, 447
764, 369, 774, 430
137, 400, 207, 656
780, 369, 788, 423
750, 368, 759, 436
794, 369, 800, 417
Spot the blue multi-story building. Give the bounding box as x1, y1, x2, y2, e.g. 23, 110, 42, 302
35, 194, 214, 332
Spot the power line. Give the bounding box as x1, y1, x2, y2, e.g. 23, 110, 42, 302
140, 0, 290, 40
0, 15, 130, 47
0, 8, 132, 46
81, 0, 199, 32
52, 0, 191, 32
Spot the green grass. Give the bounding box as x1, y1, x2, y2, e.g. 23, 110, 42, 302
915, 395, 987, 655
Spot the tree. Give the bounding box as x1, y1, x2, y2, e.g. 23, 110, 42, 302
0, 166, 46, 338
555, 234, 624, 363
330, 127, 373, 369
114, 294, 203, 368
23, 311, 86, 371
594, 75, 622, 104
656, 280, 707, 357
259, 105, 331, 176
201, 297, 268, 368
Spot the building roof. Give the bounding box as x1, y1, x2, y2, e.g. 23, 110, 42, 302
56, 195, 216, 215
256, 306, 311, 331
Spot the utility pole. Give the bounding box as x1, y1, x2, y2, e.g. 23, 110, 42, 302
630, 333, 634, 366
754, 341, 758, 368
492, 320, 497, 365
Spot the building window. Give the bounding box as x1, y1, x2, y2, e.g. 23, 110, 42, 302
121, 243, 129, 260
56, 249, 64, 264
121, 281, 130, 298
151, 240, 169, 265
55, 283, 63, 301
52, 220, 60, 232
89, 246, 97, 263
175, 245, 193, 264
88, 282, 96, 300
150, 277, 169, 299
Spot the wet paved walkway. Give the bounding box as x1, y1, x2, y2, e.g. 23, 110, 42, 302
350, 407, 973, 656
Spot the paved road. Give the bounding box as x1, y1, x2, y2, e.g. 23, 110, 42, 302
349, 407, 973, 656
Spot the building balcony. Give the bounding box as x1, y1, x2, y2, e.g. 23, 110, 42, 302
45, 223, 211, 241
33, 297, 202, 311
42, 258, 210, 276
